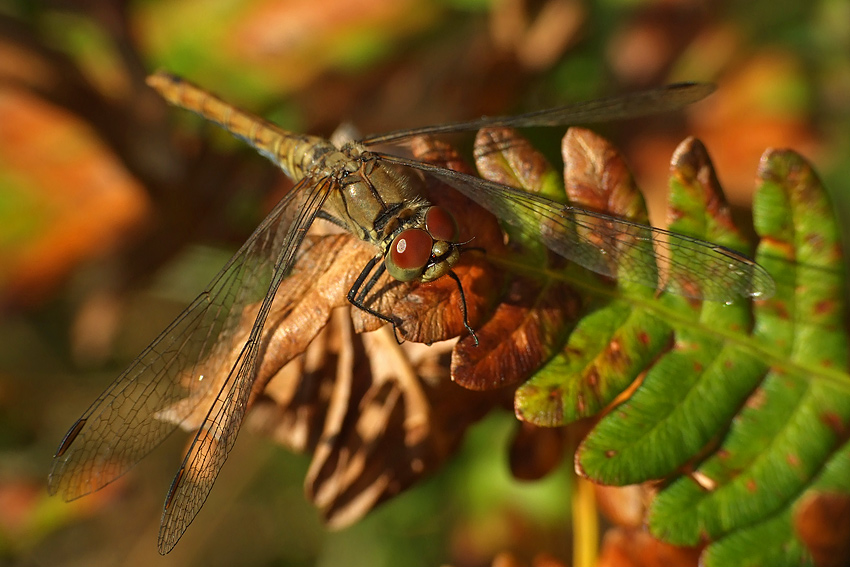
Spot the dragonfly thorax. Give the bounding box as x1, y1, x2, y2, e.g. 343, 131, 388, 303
317, 143, 462, 283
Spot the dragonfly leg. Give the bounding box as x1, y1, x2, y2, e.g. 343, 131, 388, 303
446, 269, 479, 346
348, 255, 405, 343
315, 210, 348, 231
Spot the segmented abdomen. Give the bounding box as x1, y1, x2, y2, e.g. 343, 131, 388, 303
146, 71, 330, 181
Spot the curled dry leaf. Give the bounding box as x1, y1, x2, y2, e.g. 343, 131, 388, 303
251, 304, 511, 526
164, 218, 511, 526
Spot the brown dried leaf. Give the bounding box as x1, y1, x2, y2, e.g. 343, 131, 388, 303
475, 127, 557, 197
389, 257, 498, 344
0, 87, 149, 307
489, 0, 585, 71
793, 491, 850, 567
248, 308, 348, 453
507, 421, 569, 481
238, 162, 514, 523
594, 484, 653, 529
597, 527, 702, 567
254, 305, 510, 527
452, 278, 579, 390
156, 234, 371, 430
562, 127, 648, 221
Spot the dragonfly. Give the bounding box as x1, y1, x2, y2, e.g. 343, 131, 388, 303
48, 71, 775, 554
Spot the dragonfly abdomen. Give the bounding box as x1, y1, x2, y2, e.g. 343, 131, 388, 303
147, 72, 331, 181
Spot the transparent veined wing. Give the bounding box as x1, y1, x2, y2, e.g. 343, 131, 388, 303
361, 83, 714, 145
48, 175, 337, 553
377, 154, 775, 301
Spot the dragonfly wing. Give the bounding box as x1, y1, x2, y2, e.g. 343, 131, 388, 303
156, 175, 336, 554
379, 154, 774, 300
48, 176, 334, 511
362, 83, 714, 145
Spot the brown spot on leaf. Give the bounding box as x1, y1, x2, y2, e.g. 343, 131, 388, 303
530, 385, 566, 425
585, 367, 600, 389
814, 298, 836, 315
820, 412, 850, 440
576, 389, 591, 415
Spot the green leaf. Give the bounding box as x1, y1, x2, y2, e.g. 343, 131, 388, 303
645, 150, 850, 565
468, 130, 850, 566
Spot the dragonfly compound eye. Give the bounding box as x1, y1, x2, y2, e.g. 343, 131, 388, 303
424, 206, 459, 243
387, 228, 433, 282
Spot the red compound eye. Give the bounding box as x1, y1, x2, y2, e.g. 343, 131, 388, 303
387, 228, 432, 282
425, 206, 459, 243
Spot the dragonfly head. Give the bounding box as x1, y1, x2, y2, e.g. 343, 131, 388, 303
386, 206, 460, 283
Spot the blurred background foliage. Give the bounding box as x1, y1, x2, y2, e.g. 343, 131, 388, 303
0, 0, 848, 565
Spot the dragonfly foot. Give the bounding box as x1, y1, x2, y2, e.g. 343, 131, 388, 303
390, 319, 406, 345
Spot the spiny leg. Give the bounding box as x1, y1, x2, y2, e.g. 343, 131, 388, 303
348, 256, 481, 346
347, 256, 405, 343
446, 269, 479, 346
